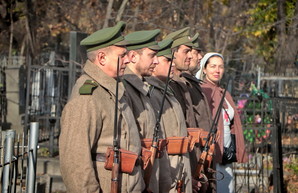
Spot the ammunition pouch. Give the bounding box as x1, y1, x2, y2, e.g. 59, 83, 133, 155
166, 136, 189, 155
141, 147, 152, 170
141, 138, 168, 158
187, 128, 209, 151
104, 147, 139, 174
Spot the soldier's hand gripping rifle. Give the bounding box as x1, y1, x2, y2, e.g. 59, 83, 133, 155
195, 79, 229, 182
111, 57, 120, 193
143, 53, 174, 190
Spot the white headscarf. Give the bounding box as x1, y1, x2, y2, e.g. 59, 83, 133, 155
195, 52, 224, 79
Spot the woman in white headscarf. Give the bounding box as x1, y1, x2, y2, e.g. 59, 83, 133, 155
200, 53, 248, 193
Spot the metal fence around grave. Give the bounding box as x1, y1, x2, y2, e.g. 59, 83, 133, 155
23, 32, 87, 156
0, 64, 6, 128
0, 122, 39, 193
232, 95, 298, 193
24, 60, 70, 157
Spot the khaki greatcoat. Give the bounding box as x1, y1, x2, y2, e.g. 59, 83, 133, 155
59, 60, 145, 193
145, 76, 192, 193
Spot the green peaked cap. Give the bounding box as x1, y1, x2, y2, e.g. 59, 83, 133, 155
191, 33, 201, 51
80, 21, 128, 52
124, 29, 161, 51
164, 27, 194, 48
157, 39, 173, 59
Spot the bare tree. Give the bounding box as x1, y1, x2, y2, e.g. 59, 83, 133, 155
8, 0, 14, 65
275, 0, 287, 73
116, 0, 129, 22
25, 0, 37, 58
275, 0, 298, 73
103, 0, 114, 28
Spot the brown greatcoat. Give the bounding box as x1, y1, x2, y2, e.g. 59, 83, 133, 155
201, 80, 248, 164
169, 74, 215, 193
180, 72, 212, 131
122, 67, 172, 192
59, 60, 145, 193
180, 73, 216, 193
169, 74, 196, 128
145, 76, 192, 193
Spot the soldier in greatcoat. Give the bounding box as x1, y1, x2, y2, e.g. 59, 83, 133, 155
164, 28, 212, 192
59, 22, 145, 193
145, 39, 193, 193
180, 33, 212, 132
164, 27, 197, 128
121, 29, 173, 192
179, 33, 215, 193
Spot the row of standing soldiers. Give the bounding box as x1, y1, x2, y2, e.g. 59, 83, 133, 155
59, 21, 248, 193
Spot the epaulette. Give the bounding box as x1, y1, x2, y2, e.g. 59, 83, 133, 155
79, 80, 99, 95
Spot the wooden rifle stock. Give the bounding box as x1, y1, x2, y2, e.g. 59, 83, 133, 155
176, 163, 185, 193
111, 157, 120, 193
204, 143, 215, 173
143, 138, 158, 189
196, 150, 208, 177
111, 57, 120, 193
149, 140, 158, 164
176, 180, 184, 193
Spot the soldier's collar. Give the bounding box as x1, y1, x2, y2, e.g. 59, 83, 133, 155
180, 72, 202, 84
122, 67, 150, 96
145, 76, 174, 96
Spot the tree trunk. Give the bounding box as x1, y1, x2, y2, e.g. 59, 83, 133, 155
275, 0, 287, 73
132, 5, 139, 31
103, 0, 114, 28
25, 0, 37, 59
285, 0, 298, 70
189, 0, 198, 34
115, 0, 129, 22
8, 0, 13, 65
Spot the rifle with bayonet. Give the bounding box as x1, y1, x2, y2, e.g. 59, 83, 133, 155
143, 53, 175, 190
195, 79, 230, 182
111, 57, 120, 193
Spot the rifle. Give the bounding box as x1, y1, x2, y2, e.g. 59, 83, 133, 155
111, 57, 120, 193
176, 163, 186, 193
195, 79, 230, 182
143, 53, 175, 190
